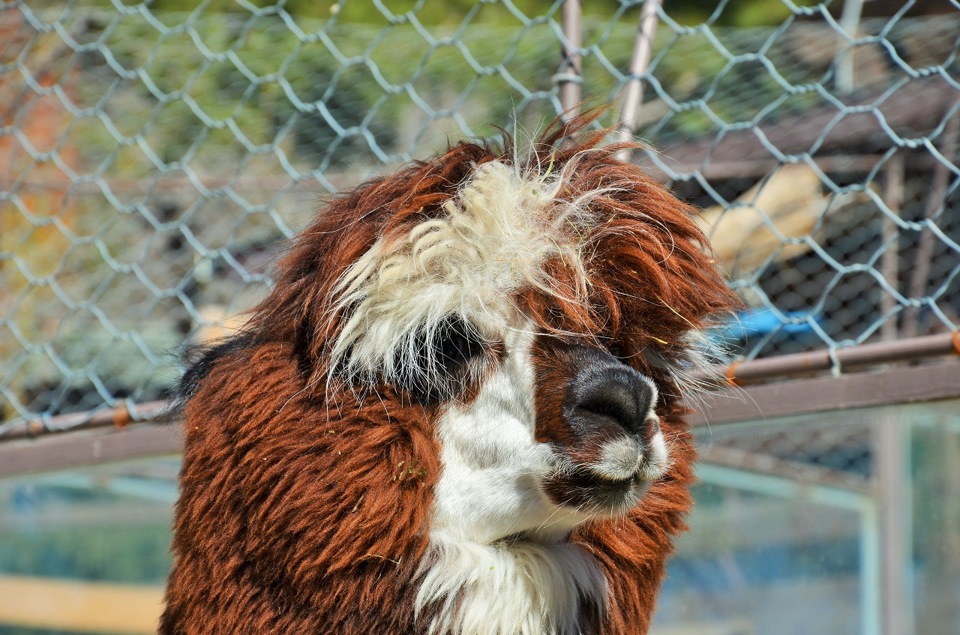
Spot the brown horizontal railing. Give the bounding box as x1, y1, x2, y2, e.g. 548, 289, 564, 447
702, 331, 960, 386
689, 359, 960, 428
3, 359, 960, 478
1, 400, 171, 442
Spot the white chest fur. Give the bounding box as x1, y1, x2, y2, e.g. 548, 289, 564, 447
415, 531, 606, 635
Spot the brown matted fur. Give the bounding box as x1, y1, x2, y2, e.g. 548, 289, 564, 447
161, 110, 738, 634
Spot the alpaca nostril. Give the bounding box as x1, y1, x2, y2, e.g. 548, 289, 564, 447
573, 367, 654, 435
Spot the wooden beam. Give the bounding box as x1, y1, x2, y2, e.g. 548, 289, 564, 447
0, 424, 181, 478
0, 575, 162, 633
700, 445, 871, 494
691, 360, 960, 427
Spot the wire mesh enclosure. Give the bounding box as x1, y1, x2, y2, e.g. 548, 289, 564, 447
2, 4, 960, 635
1, 0, 959, 433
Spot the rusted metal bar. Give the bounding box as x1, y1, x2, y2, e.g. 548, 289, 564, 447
0, 423, 182, 478
4, 362, 960, 474
712, 331, 960, 386
558, 0, 582, 115
2, 334, 958, 447
0, 400, 169, 442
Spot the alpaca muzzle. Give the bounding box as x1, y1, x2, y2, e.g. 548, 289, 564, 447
534, 341, 667, 515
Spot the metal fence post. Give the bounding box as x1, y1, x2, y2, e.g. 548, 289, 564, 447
559, 0, 582, 115
876, 413, 915, 635
616, 0, 661, 160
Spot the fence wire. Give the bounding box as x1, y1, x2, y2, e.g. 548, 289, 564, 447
1, 0, 959, 434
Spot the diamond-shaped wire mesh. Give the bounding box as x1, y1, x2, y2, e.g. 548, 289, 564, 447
1, 0, 958, 434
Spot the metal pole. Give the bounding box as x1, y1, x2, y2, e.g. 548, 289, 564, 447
616, 0, 662, 159
713, 331, 960, 385
881, 155, 904, 341
837, 0, 865, 94
0, 400, 169, 441
875, 412, 914, 635
558, 0, 582, 115
860, 498, 881, 635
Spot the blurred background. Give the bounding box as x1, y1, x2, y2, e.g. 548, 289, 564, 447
1, 0, 958, 633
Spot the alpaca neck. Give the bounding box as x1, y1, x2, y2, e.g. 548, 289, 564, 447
415, 530, 607, 635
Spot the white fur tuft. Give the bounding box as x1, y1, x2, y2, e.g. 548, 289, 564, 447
595, 436, 646, 481
429, 326, 588, 544
328, 161, 591, 386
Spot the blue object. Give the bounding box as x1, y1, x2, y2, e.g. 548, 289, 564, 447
715, 309, 818, 341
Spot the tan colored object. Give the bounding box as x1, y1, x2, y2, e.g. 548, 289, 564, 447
698, 164, 865, 277
195, 305, 249, 344
0, 574, 162, 633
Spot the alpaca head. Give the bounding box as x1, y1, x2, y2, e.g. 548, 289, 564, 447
164, 112, 737, 635
326, 156, 675, 544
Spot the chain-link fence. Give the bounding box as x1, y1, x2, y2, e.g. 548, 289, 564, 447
2, 4, 960, 633
2, 0, 959, 433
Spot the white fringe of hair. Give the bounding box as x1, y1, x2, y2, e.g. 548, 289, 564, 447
328, 159, 594, 387
414, 530, 607, 635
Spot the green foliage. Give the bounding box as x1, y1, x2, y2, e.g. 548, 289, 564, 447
28, 0, 828, 27
27, 1, 834, 169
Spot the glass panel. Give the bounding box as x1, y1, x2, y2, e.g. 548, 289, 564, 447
0, 458, 177, 634
656, 484, 864, 635
909, 402, 960, 634
652, 398, 960, 635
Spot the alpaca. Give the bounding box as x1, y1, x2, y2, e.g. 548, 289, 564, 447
160, 111, 737, 634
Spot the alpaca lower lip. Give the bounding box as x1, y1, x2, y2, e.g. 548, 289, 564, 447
599, 473, 641, 487
572, 469, 641, 491
540, 467, 647, 514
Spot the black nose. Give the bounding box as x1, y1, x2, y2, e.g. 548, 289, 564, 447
570, 360, 655, 436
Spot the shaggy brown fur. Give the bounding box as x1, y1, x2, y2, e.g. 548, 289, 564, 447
161, 110, 738, 634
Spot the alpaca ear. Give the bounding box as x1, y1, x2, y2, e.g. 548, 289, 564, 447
245, 268, 342, 385
170, 332, 259, 415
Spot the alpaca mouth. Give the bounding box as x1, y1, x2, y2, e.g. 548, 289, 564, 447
600, 472, 642, 486
573, 468, 642, 492
542, 466, 647, 514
